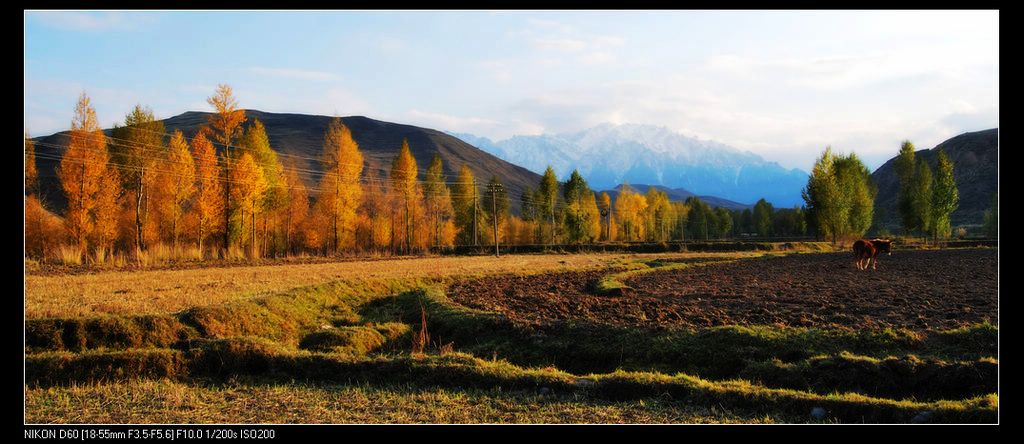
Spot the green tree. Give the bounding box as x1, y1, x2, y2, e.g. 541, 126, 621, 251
715, 207, 733, 239
895, 140, 916, 235
983, 192, 998, 238
563, 170, 593, 244
835, 153, 875, 237
740, 208, 753, 235
752, 198, 773, 237
909, 159, 934, 237
930, 150, 959, 241
537, 166, 560, 244
685, 197, 711, 241
802, 147, 875, 244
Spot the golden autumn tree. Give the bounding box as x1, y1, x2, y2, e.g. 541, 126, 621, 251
239, 118, 286, 255
423, 154, 455, 248
207, 84, 246, 251
25, 132, 66, 258
614, 184, 647, 241
229, 152, 267, 257
25, 195, 66, 259
25, 133, 37, 195
390, 139, 420, 253
156, 130, 196, 248
190, 130, 224, 256
281, 162, 309, 255
582, 190, 602, 242
110, 105, 165, 253
644, 188, 672, 242
451, 163, 480, 246
315, 117, 363, 253
357, 165, 393, 252
58, 92, 121, 255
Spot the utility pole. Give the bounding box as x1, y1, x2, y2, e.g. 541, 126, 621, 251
600, 207, 609, 242
473, 179, 479, 247
487, 182, 503, 257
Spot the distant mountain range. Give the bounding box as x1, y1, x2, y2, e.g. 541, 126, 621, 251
451, 124, 809, 207
31, 111, 779, 216
871, 128, 998, 230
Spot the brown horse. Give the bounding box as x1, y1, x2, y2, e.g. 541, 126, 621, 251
852, 239, 894, 270
852, 239, 876, 270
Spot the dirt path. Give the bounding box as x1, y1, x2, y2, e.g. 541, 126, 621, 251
447, 249, 998, 331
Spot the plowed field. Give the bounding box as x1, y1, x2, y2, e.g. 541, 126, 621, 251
447, 249, 997, 331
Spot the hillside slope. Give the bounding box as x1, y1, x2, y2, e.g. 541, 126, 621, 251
32, 110, 543, 213
871, 128, 998, 230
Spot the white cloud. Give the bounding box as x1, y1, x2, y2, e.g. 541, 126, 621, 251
403, 109, 543, 139
376, 37, 406, 52
24, 78, 156, 133
31, 11, 154, 32
243, 86, 372, 117
577, 51, 615, 65
249, 67, 342, 82
531, 38, 587, 52
477, 59, 515, 84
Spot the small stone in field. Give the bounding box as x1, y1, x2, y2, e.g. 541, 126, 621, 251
539, 387, 551, 396
810, 407, 827, 420
911, 411, 933, 424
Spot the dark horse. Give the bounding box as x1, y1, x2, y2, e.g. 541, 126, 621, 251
853, 239, 893, 270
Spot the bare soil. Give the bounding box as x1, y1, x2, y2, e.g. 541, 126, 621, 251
446, 249, 997, 331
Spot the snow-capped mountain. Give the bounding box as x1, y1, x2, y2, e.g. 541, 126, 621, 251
450, 124, 809, 207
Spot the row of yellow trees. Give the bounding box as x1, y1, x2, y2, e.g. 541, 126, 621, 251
24, 85, 747, 263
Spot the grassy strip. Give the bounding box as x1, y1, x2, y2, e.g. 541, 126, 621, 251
26, 349, 188, 386
26, 315, 196, 353
26, 278, 435, 353
24, 379, 779, 424
24, 345, 996, 423
738, 352, 998, 401
592, 257, 745, 295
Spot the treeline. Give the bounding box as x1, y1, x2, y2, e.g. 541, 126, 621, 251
800, 142, 971, 244
23, 85, 975, 264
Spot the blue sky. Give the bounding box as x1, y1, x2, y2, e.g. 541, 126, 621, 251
25, 10, 998, 171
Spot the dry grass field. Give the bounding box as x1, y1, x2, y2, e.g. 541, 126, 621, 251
24, 252, 757, 319
25, 380, 777, 424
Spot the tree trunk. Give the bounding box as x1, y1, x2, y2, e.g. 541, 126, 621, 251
199, 217, 205, 260
251, 201, 256, 258
79, 164, 86, 252
223, 156, 231, 254
135, 172, 144, 255
284, 212, 291, 257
